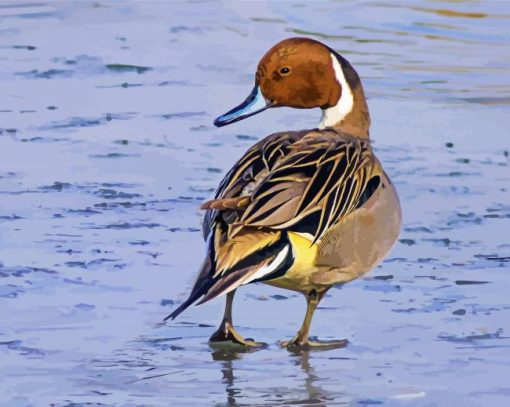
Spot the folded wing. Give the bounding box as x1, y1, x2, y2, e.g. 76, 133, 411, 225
236, 134, 377, 243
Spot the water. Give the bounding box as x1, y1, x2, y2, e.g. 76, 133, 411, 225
0, 1, 509, 405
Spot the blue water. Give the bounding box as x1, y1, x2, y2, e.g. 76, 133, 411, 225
0, 1, 509, 406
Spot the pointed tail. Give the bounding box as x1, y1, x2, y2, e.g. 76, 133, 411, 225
164, 226, 294, 322
163, 293, 199, 321
163, 257, 214, 321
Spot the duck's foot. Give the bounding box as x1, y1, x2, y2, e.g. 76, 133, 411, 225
209, 322, 266, 349
280, 335, 349, 350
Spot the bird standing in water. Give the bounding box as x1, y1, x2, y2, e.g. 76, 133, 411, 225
166, 38, 401, 349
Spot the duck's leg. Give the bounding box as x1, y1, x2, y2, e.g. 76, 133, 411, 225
209, 290, 265, 348
281, 289, 348, 350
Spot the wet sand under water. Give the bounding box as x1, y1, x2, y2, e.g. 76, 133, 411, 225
0, 1, 509, 406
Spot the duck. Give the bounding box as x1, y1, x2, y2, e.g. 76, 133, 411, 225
165, 37, 402, 349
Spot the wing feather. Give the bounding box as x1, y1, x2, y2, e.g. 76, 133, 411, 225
239, 135, 377, 242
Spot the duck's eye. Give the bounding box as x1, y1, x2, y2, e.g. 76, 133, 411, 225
279, 67, 291, 75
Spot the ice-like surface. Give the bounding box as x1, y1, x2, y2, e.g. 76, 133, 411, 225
0, 1, 509, 406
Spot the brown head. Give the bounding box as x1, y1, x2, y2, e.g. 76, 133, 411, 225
214, 37, 370, 138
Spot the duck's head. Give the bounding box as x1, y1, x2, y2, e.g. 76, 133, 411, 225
214, 37, 370, 137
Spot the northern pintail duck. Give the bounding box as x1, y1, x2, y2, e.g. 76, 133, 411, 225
166, 38, 402, 349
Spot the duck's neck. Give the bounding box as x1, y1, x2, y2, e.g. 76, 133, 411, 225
318, 52, 370, 139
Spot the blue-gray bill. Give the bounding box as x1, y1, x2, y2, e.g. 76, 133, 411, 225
214, 85, 271, 127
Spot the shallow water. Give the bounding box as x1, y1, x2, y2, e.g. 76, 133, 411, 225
0, 1, 509, 406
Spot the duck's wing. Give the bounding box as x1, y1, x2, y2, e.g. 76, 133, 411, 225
166, 132, 380, 320
201, 130, 305, 238
237, 134, 379, 243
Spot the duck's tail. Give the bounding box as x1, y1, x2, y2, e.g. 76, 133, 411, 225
163, 262, 212, 321
164, 223, 294, 321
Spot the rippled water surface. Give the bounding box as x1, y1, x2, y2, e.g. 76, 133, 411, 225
1, 1, 509, 406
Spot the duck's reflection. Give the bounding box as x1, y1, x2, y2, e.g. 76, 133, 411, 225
210, 345, 338, 406
287, 348, 333, 406
210, 346, 256, 407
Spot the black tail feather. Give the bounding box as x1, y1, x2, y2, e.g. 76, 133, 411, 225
163, 256, 214, 322
163, 293, 200, 321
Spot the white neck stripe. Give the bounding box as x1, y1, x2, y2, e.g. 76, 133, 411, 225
318, 53, 354, 129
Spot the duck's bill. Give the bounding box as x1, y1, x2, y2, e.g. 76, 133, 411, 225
214, 85, 271, 127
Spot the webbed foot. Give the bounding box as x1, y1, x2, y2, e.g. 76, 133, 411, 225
209, 322, 266, 349
280, 336, 348, 350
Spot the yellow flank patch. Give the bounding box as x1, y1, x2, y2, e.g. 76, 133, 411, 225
288, 232, 317, 267
264, 231, 318, 292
